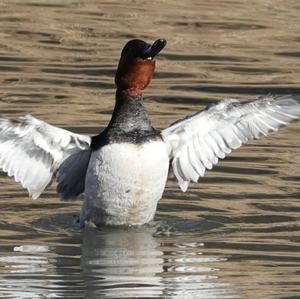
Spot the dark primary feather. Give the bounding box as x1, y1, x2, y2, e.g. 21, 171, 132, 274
56, 149, 92, 201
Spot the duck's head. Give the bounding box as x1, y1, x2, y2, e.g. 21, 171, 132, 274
115, 39, 166, 93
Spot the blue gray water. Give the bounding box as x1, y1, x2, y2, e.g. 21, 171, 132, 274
0, 0, 299, 298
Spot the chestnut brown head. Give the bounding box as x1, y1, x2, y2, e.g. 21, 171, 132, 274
115, 39, 166, 92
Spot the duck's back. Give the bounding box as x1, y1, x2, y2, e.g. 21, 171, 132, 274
82, 138, 169, 226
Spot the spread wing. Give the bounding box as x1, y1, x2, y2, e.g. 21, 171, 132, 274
162, 95, 300, 192
0, 115, 91, 199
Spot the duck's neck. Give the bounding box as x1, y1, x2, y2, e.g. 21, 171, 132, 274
108, 89, 152, 132
91, 89, 158, 148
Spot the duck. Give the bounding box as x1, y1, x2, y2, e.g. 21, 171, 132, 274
0, 38, 299, 227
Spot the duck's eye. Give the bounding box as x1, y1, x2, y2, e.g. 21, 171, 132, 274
139, 45, 152, 59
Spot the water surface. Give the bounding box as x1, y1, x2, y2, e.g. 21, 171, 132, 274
0, 0, 300, 298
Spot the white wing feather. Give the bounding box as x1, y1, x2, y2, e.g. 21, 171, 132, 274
162, 95, 300, 191
0, 115, 91, 199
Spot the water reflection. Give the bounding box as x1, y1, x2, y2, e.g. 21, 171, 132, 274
0, 226, 236, 299
0, 245, 53, 299
81, 226, 235, 299
82, 227, 163, 298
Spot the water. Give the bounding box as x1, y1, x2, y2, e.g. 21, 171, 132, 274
0, 0, 299, 298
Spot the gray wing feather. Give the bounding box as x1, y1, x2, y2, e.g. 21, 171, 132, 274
56, 149, 92, 201
0, 115, 91, 199
162, 95, 300, 192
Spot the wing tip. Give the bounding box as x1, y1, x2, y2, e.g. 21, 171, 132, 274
179, 180, 189, 192
30, 192, 41, 200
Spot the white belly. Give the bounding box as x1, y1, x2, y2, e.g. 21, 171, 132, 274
82, 140, 169, 226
